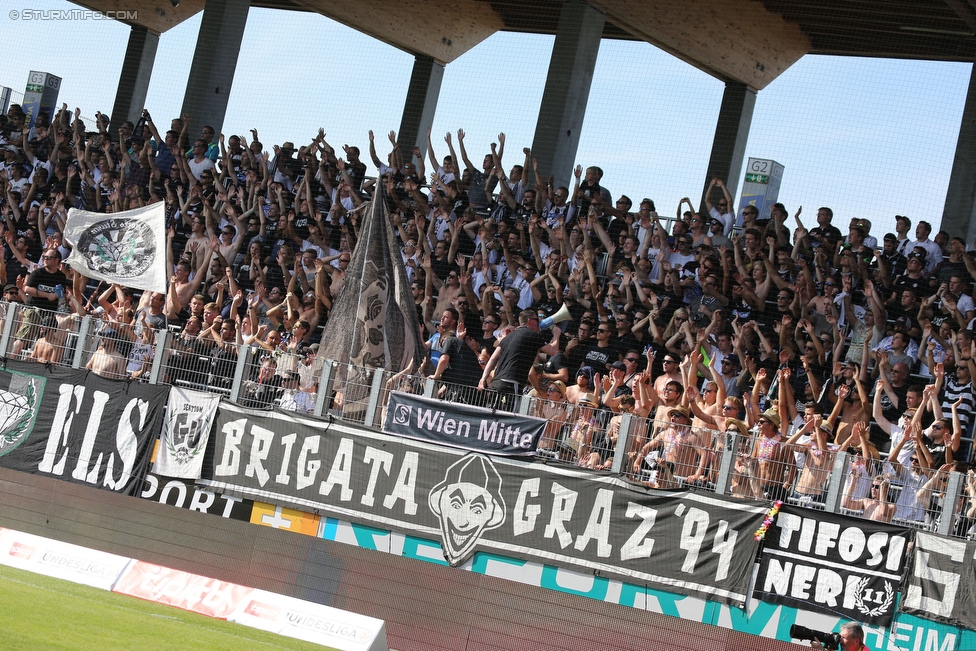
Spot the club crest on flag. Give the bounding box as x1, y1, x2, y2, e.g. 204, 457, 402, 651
0, 373, 42, 458
76, 218, 157, 278
64, 202, 168, 294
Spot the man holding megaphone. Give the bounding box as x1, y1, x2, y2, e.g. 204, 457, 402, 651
478, 306, 571, 411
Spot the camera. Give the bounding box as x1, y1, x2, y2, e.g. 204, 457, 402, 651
790, 624, 841, 650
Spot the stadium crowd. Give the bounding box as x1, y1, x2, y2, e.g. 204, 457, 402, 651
3, 102, 976, 530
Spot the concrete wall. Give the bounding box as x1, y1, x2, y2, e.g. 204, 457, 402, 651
0, 468, 801, 651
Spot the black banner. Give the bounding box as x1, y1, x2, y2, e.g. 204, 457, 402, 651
900, 531, 976, 629
140, 472, 254, 521
754, 505, 910, 626
202, 403, 768, 606
382, 391, 546, 456
0, 361, 168, 496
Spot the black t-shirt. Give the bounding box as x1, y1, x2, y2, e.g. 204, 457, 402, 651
934, 260, 968, 286
877, 383, 909, 424
581, 342, 615, 372
293, 212, 312, 241
4, 253, 28, 285
440, 335, 482, 387
26, 267, 69, 312
564, 337, 593, 379
611, 332, 639, 360
474, 334, 497, 356
492, 326, 547, 387
577, 181, 610, 210
891, 274, 928, 297
430, 256, 454, 283
925, 440, 947, 469
809, 224, 843, 245
544, 351, 568, 378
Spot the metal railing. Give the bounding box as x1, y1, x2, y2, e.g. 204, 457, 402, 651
7, 300, 974, 539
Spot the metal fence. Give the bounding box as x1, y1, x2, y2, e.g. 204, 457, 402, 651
6, 301, 974, 539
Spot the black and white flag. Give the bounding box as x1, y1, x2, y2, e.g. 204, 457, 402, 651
154, 387, 221, 479
900, 531, 976, 629
754, 505, 910, 626
64, 202, 168, 294
0, 361, 168, 496
202, 403, 768, 606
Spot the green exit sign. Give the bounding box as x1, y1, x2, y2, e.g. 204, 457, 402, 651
25, 84, 42, 93
745, 173, 768, 184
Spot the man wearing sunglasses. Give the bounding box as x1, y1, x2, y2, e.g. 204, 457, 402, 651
479, 309, 561, 411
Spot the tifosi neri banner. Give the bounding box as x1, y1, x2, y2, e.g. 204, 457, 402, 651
754, 505, 910, 626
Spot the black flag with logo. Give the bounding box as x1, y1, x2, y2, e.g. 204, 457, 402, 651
0, 361, 168, 496
754, 505, 910, 626
316, 182, 425, 412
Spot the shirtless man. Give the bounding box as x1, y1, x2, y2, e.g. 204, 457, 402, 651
843, 470, 896, 523
28, 316, 73, 365
166, 240, 211, 318
784, 413, 834, 504
86, 329, 127, 379
647, 379, 684, 425
320, 252, 351, 299
652, 351, 683, 395
632, 405, 704, 481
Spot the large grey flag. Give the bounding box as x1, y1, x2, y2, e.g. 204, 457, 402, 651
317, 182, 424, 405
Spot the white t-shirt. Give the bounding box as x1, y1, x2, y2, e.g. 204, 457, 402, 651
957, 293, 974, 316
708, 206, 734, 236
188, 156, 215, 181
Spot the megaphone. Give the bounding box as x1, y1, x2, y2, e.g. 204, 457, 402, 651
540, 303, 572, 330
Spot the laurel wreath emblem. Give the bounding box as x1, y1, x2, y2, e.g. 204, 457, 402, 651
853, 577, 894, 617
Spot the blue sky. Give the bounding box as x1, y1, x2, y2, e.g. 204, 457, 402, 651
1, 1, 971, 238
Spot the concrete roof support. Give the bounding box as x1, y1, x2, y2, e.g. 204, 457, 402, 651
701, 81, 756, 214
942, 62, 976, 244
530, 0, 605, 193
180, 0, 251, 140
110, 25, 158, 136
398, 55, 445, 165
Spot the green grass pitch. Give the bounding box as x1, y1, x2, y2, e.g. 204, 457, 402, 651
0, 564, 339, 651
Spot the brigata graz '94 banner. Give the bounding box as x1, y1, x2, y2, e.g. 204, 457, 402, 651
202, 403, 768, 606
382, 391, 545, 456
0, 361, 168, 496
900, 531, 976, 630
754, 505, 910, 626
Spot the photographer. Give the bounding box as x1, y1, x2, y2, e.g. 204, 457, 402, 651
809, 622, 870, 651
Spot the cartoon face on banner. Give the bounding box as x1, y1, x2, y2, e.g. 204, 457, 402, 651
428, 454, 507, 565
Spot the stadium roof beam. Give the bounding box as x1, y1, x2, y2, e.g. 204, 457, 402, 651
587, 0, 810, 91
286, 0, 505, 65
69, 0, 208, 34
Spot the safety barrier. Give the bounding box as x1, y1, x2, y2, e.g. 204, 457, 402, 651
4, 302, 972, 539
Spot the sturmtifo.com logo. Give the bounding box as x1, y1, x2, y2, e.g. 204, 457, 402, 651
77, 218, 156, 278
